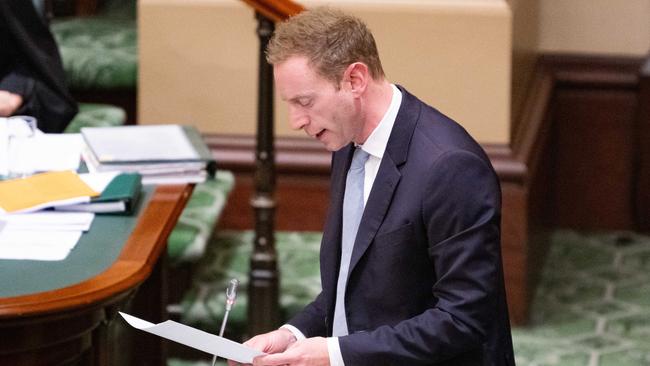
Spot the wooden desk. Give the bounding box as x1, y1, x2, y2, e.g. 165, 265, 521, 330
0, 184, 192, 365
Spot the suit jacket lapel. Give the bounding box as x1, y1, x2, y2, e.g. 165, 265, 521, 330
348, 86, 420, 275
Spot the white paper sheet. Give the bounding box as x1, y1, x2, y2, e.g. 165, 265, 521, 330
78, 171, 120, 192
0, 212, 95, 231
0, 227, 82, 260
2, 131, 84, 175
29, 132, 85, 172
119, 312, 264, 363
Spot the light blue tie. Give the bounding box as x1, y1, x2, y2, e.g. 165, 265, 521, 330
332, 148, 370, 336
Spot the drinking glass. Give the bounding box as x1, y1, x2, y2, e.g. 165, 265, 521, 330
6, 115, 38, 178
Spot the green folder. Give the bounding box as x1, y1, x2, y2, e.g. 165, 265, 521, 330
56, 173, 142, 214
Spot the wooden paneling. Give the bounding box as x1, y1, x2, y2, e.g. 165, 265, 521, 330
219, 173, 330, 231
499, 182, 529, 324
543, 55, 645, 231
52, 0, 99, 17
206, 134, 331, 232
636, 56, 650, 231
75, 0, 98, 15
550, 89, 638, 229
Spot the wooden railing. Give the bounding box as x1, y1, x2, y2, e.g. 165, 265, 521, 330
239, 0, 305, 336
241, 0, 304, 22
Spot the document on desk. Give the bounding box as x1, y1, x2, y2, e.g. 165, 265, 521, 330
119, 312, 264, 363
30, 132, 85, 172
0, 131, 85, 174
0, 171, 98, 214
0, 212, 94, 231
0, 225, 83, 261
0, 211, 93, 260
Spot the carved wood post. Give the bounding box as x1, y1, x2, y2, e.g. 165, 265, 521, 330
248, 12, 279, 336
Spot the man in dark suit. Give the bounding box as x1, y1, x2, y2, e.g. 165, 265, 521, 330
237, 7, 514, 366
0, 0, 77, 133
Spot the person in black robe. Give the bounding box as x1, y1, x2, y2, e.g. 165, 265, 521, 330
0, 0, 77, 133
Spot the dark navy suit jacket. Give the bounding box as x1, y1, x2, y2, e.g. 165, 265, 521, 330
288, 87, 515, 365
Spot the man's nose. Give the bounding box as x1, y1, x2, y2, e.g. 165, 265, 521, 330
289, 107, 308, 130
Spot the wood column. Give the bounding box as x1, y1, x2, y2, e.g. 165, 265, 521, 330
248, 12, 280, 336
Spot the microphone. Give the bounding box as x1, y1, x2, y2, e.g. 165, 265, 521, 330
224, 278, 239, 314
212, 279, 239, 366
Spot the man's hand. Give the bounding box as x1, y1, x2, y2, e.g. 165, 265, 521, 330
0, 91, 23, 116
252, 337, 330, 366
227, 328, 298, 366
247, 328, 298, 354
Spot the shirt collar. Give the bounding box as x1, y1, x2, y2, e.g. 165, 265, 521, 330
358, 84, 402, 159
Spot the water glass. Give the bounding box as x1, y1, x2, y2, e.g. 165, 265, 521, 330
6, 115, 38, 178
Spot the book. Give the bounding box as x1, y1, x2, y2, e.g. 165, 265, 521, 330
81, 125, 216, 179
0, 171, 99, 214
55, 173, 142, 214
81, 147, 209, 185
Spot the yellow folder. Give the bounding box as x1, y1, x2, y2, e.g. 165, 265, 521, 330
0, 171, 99, 213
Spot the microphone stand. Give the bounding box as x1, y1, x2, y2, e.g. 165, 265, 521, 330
212, 279, 239, 366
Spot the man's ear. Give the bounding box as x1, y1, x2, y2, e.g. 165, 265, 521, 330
343, 62, 369, 97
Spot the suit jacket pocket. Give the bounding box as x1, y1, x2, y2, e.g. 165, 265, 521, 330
373, 223, 413, 250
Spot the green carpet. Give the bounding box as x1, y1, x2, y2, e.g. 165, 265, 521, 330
169, 229, 650, 366
513, 229, 650, 366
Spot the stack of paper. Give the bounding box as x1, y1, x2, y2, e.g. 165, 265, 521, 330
0, 128, 85, 177
0, 211, 94, 231
25, 132, 85, 172
0, 171, 99, 261
81, 125, 216, 185
0, 212, 94, 260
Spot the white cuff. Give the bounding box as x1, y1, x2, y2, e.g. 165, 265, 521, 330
327, 337, 345, 366
280, 324, 306, 341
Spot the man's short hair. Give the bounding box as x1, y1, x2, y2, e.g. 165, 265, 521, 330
266, 7, 385, 86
